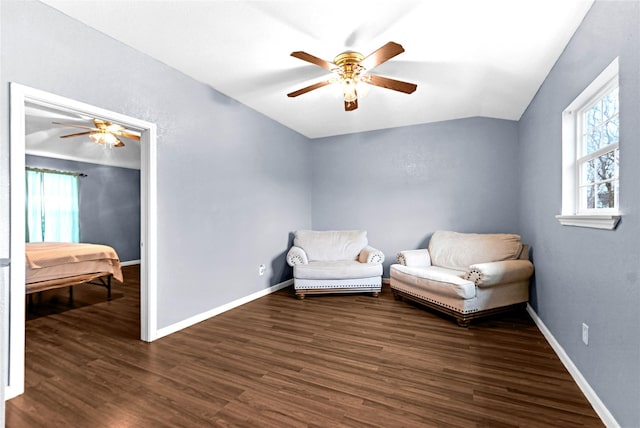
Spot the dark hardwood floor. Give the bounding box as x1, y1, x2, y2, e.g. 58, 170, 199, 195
7, 265, 603, 427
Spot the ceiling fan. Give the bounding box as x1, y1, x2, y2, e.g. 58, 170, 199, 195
53, 118, 140, 148
287, 41, 417, 112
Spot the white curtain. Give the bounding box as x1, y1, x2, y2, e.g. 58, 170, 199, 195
25, 169, 79, 243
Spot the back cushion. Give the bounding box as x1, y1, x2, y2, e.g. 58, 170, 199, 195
294, 230, 368, 262
428, 230, 523, 271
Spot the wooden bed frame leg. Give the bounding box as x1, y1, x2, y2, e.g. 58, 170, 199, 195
68, 286, 74, 303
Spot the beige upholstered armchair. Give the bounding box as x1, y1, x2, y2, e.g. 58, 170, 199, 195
287, 230, 385, 299
390, 231, 534, 326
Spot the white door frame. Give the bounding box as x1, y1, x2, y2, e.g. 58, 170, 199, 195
5, 83, 158, 400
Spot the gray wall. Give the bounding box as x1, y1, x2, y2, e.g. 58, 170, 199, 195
25, 155, 141, 262
312, 117, 521, 275
2, 0, 638, 425
518, 1, 640, 426
0, 1, 312, 328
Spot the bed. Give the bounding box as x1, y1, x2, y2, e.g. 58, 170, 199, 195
26, 242, 123, 301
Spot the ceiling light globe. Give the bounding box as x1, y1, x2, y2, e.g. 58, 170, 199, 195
342, 78, 358, 102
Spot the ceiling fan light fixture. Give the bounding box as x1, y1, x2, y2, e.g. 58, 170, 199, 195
342, 78, 358, 103
334, 52, 367, 108
288, 42, 416, 112
54, 118, 137, 148
90, 132, 119, 147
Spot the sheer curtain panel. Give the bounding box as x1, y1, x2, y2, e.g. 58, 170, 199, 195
25, 169, 79, 243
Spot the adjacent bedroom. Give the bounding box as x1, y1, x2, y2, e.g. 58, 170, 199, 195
23, 101, 141, 324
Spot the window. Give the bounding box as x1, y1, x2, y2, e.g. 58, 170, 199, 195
557, 58, 621, 230
578, 85, 619, 212
25, 168, 80, 242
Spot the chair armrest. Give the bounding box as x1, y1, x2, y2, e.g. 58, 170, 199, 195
466, 260, 534, 287
396, 249, 431, 267
358, 246, 385, 264
286, 246, 308, 266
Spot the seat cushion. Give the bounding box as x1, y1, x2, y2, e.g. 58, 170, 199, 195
294, 230, 367, 262
294, 260, 382, 280
390, 264, 476, 300
428, 230, 523, 271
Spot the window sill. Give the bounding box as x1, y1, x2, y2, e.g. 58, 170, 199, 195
555, 214, 621, 230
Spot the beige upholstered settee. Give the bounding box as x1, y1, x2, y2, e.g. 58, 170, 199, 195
286, 230, 385, 299
390, 231, 533, 326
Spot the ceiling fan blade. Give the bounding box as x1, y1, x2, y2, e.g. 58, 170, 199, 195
287, 80, 332, 97
359, 42, 405, 70
60, 131, 92, 138
290, 51, 335, 71
366, 74, 417, 94
116, 131, 141, 141
113, 138, 125, 147
93, 118, 109, 129
344, 98, 358, 112
52, 121, 97, 131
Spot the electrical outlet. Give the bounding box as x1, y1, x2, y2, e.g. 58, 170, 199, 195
582, 323, 589, 345
258, 264, 266, 276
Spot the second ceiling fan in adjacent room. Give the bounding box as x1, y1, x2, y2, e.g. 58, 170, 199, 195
53, 118, 140, 148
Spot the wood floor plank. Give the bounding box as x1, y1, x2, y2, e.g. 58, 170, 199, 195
6, 265, 604, 427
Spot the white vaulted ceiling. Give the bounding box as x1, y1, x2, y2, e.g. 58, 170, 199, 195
40, 0, 594, 139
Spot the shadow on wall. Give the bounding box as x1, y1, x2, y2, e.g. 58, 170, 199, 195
527, 246, 537, 309
416, 233, 434, 251
270, 232, 295, 285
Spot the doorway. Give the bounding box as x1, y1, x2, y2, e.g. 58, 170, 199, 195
5, 83, 158, 399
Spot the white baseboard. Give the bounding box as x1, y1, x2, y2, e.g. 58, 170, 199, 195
155, 279, 294, 340
121, 259, 141, 267
526, 304, 619, 428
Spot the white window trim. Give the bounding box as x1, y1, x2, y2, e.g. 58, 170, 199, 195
555, 214, 620, 230
557, 57, 620, 230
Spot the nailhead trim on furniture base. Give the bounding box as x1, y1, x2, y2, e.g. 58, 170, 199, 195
295, 287, 380, 300
391, 288, 526, 327
294, 276, 382, 300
